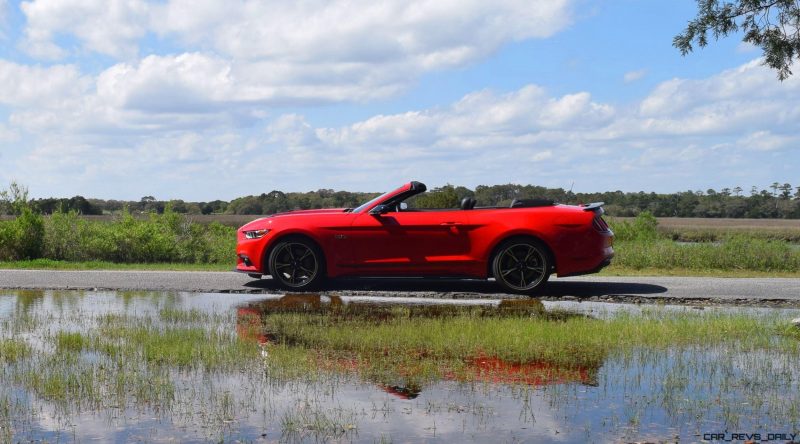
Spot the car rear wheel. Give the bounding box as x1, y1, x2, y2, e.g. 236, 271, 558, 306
267, 238, 325, 290
492, 239, 551, 294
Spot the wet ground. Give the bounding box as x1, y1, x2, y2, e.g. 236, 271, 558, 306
1, 290, 799, 443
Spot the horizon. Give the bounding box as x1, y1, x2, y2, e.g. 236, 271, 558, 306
13, 180, 794, 202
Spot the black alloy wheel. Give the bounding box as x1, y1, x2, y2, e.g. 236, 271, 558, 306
492, 239, 550, 294
267, 238, 325, 290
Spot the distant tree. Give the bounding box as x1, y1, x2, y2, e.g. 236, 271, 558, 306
0, 182, 30, 215
139, 196, 157, 213
229, 196, 262, 215
200, 200, 227, 214
453, 186, 475, 201
779, 183, 792, 199
771, 182, 781, 197
5, 181, 800, 220
167, 199, 188, 213
68, 196, 101, 215
675, 0, 800, 80
411, 185, 460, 209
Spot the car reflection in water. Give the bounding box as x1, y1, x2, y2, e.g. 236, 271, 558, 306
236, 294, 602, 398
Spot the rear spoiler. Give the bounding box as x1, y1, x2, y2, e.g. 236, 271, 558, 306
581, 202, 605, 216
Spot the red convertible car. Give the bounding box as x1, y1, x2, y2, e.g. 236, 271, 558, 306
236, 181, 614, 293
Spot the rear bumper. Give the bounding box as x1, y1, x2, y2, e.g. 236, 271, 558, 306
559, 254, 613, 278
558, 244, 614, 277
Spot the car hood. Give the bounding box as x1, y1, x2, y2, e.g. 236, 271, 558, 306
238, 208, 348, 231
271, 208, 347, 217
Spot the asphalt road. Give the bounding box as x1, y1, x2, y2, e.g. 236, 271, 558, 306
1, 270, 800, 306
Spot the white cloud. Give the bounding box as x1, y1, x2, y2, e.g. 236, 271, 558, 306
20, 0, 150, 59
736, 131, 796, 151
635, 59, 800, 137
17, 0, 574, 102
0, 60, 91, 107
623, 69, 647, 83
0, 123, 19, 142
96, 53, 235, 111
149, 0, 573, 63
639, 60, 797, 117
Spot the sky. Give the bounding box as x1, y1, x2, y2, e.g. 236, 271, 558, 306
0, 0, 798, 200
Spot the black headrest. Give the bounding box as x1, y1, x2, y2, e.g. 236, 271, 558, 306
460, 197, 477, 210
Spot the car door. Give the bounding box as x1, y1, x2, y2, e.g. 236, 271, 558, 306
347, 208, 473, 274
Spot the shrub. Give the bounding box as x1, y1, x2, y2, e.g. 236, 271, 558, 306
609, 212, 659, 242
0, 208, 45, 260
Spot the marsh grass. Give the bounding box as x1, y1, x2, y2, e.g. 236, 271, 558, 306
95, 324, 260, 368
612, 237, 800, 272
55, 332, 88, 353
280, 400, 357, 441
0, 339, 30, 363
608, 214, 800, 273
664, 227, 800, 243
254, 304, 800, 390
0, 259, 232, 271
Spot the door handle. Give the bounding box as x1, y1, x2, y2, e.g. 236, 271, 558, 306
441, 222, 462, 234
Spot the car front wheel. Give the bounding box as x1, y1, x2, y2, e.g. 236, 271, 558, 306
492, 239, 551, 294
267, 238, 326, 290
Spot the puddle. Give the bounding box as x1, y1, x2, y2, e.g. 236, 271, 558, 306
1, 290, 799, 443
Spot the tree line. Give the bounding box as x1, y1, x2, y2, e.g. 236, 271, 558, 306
3, 182, 799, 219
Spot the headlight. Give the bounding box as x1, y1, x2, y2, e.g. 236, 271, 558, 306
244, 229, 270, 239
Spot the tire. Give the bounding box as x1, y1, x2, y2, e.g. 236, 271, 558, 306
267, 237, 326, 290
491, 238, 551, 294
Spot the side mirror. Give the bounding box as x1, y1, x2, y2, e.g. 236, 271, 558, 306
369, 204, 391, 215
399, 202, 408, 211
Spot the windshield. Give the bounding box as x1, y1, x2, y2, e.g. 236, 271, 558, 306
353, 190, 391, 213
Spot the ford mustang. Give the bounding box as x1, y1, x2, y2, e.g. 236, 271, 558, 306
235, 181, 614, 294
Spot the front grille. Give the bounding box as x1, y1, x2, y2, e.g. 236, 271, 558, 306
593, 216, 610, 232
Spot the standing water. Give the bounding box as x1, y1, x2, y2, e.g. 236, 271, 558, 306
0, 290, 799, 442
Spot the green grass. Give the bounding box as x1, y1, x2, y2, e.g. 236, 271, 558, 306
280, 402, 357, 440
55, 331, 88, 353
603, 213, 800, 275
600, 266, 800, 278
96, 322, 260, 369
259, 306, 800, 375
0, 259, 231, 271
0, 339, 31, 363
610, 237, 800, 273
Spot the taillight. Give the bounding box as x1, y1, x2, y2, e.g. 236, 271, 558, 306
592, 216, 610, 232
